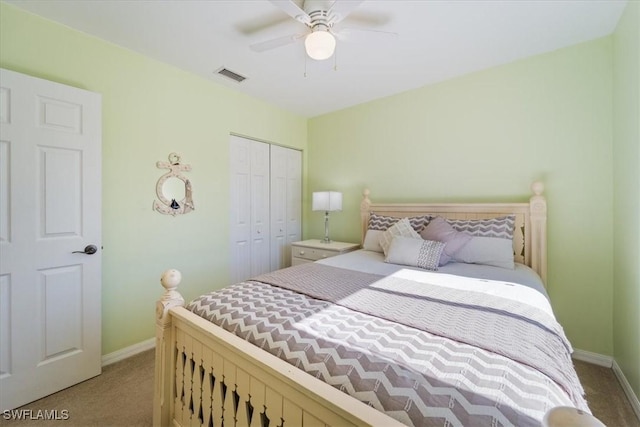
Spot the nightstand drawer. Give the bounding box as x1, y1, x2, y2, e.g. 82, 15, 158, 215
290, 240, 360, 266
292, 246, 336, 261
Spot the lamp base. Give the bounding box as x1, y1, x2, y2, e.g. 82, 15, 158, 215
321, 211, 332, 244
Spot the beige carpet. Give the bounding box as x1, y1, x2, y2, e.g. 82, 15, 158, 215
574, 360, 640, 427
0, 350, 154, 427
1, 350, 638, 426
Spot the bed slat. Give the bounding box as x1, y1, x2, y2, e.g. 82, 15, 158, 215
249, 377, 266, 427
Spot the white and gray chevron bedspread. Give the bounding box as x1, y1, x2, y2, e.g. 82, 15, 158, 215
187, 263, 588, 427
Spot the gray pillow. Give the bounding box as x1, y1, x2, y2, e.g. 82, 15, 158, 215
368, 213, 432, 232
367, 213, 400, 231
446, 215, 515, 240
385, 236, 445, 271
452, 236, 515, 269
420, 216, 472, 265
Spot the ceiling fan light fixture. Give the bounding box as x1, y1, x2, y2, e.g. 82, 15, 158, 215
304, 30, 336, 61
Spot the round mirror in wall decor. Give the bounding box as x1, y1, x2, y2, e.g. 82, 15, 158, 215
153, 152, 195, 216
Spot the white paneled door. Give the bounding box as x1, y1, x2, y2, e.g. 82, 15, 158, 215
0, 69, 102, 410
270, 145, 301, 271
229, 136, 271, 283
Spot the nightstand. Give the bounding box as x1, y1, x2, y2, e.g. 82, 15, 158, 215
291, 240, 360, 266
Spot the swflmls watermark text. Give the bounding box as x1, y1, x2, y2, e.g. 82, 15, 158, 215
2, 409, 70, 421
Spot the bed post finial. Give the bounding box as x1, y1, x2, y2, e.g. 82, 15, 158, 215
531, 181, 544, 196
361, 189, 372, 244
529, 182, 547, 286
154, 269, 185, 427
157, 269, 185, 321
361, 189, 371, 210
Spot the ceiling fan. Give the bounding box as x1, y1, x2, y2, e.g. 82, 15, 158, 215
250, 0, 397, 61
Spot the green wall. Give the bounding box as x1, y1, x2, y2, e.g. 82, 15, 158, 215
613, 0, 640, 399
308, 37, 614, 356
0, 3, 308, 354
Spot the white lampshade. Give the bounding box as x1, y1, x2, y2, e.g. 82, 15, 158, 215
312, 191, 342, 212
304, 30, 336, 61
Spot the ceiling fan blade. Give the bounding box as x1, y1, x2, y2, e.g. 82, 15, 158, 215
250, 33, 306, 52
268, 0, 311, 25
235, 13, 294, 35
334, 27, 399, 43
328, 0, 365, 24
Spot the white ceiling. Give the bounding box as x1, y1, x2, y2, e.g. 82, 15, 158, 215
7, 0, 627, 117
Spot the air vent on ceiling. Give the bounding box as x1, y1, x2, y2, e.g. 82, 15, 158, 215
216, 67, 247, 83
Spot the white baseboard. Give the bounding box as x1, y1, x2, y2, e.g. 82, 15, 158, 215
573, 349, 640, 422
572, 348, 613, 367
613, 359, 640, 422
101, 337, 156, 367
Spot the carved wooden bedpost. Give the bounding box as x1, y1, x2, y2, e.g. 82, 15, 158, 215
360, 189, 372, 244
154, 269, 185, 427
529, 182, 548, 285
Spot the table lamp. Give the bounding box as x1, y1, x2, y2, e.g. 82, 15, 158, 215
312, 191, 342, 243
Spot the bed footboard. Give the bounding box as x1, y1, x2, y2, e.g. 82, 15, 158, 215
154, 270, 403, 427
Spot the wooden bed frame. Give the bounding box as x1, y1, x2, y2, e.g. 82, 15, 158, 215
154, 182, 547, 427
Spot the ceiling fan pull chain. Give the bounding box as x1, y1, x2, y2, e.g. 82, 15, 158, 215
304, 52, 308, 77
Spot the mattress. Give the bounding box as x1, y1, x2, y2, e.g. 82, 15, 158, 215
318, 249, 549, 299
317, 249, 551, 314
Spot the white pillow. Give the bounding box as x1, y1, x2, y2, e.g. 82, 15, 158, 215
452, 236, 515, 269
379, 218, 421, 256
363, 229, 385, 252
385, 236, 445, 271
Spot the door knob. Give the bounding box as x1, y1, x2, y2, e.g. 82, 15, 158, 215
72, 244, 98, 255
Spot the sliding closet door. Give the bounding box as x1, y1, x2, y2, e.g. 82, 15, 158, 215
230, 136, 301, 282
270, 145, 302, 271
229, 136, 250, 283
229, 136, 270, 283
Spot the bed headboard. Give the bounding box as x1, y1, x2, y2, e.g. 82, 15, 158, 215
360, 182, 548, 285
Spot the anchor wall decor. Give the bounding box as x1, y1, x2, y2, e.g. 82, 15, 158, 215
153, 153, 194, 216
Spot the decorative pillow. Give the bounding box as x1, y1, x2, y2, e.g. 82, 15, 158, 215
446, 215, 516, 240
452, 236, 515, 269
364, 214, 402, 252
363, 229, 385, 252
379, 218, 422, 256
367, 213, 401, 231
420, 216, 472, 265
385, 236, 445, 271
406, 215, 432, 232
368, 213, 432, 232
